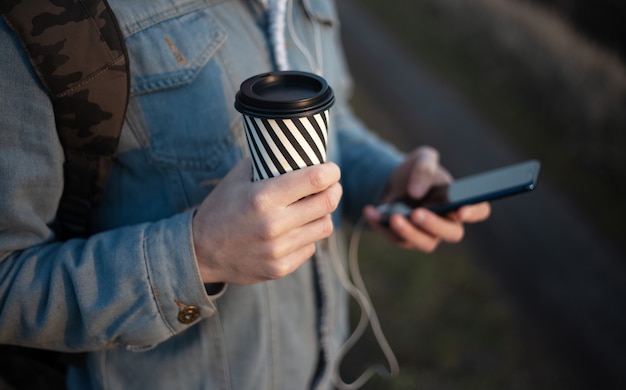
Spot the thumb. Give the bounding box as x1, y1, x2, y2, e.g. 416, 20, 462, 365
408, 147, 440, 198
225, 158, 254, 183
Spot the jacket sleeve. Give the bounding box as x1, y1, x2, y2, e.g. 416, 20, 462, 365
328, 23, 405, 220
0, 18, 215, 353
334, 103, 405, 220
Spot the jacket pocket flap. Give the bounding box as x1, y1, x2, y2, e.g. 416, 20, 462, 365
126, 9, 226, 95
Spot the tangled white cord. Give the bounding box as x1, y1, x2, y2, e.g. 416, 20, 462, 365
329, 218, 400, 389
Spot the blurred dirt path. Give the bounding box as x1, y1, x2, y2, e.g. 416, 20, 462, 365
338, 0, 626, 387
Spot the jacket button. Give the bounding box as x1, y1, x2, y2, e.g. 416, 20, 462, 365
177, 305, 200, 324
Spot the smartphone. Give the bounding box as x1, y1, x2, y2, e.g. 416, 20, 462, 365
378, 159, 541, 224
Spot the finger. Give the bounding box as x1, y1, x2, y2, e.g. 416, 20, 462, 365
257, 243, 318, 281
257, 162, 341, 207
278, 214, 335, 258
456, 202, 491, 223
363, 205, 406, 245
363, 205, 382, 227
408, 208, 465, 244
236, 214, 335, 284
263, 182, 341, 237
233, 242, 318, 284
388, 213, 441, 252
212, 158, 253, 188
285, 182, 342, 225
408, 147, 440, 198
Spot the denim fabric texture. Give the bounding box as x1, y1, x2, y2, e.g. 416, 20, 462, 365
0, 0, 403, 388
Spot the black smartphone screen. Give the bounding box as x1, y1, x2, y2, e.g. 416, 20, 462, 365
379, 160, 541, 220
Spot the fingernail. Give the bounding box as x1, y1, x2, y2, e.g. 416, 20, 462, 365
413, 209, 426, 224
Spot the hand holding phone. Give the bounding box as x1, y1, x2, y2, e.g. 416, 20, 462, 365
377, 160, 540, 225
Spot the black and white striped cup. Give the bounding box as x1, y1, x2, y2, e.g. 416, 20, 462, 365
235, 71, 335, 181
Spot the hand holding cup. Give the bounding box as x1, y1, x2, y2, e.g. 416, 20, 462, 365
193, 71, 339, 285
193, 159, 342, 285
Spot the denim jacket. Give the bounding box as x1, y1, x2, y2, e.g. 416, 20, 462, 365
0, 0, 403, 388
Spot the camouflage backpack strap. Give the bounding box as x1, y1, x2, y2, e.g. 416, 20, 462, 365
0, 0, 129, 239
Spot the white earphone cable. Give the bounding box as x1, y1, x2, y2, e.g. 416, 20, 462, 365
329, 218, 400, 389
286, 0, 322, 74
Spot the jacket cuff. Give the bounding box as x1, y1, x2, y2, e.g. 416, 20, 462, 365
144, 210, 218, 336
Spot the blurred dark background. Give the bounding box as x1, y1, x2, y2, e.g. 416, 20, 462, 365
335, 0, 626, 389
527, 0, 626, 62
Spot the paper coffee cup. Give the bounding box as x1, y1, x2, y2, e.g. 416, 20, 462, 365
235, 71, 335, 181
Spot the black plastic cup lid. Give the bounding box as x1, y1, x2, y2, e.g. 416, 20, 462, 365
235, 71, 334, 119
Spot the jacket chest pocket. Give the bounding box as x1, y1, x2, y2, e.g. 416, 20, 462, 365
124, 7, 234, 170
